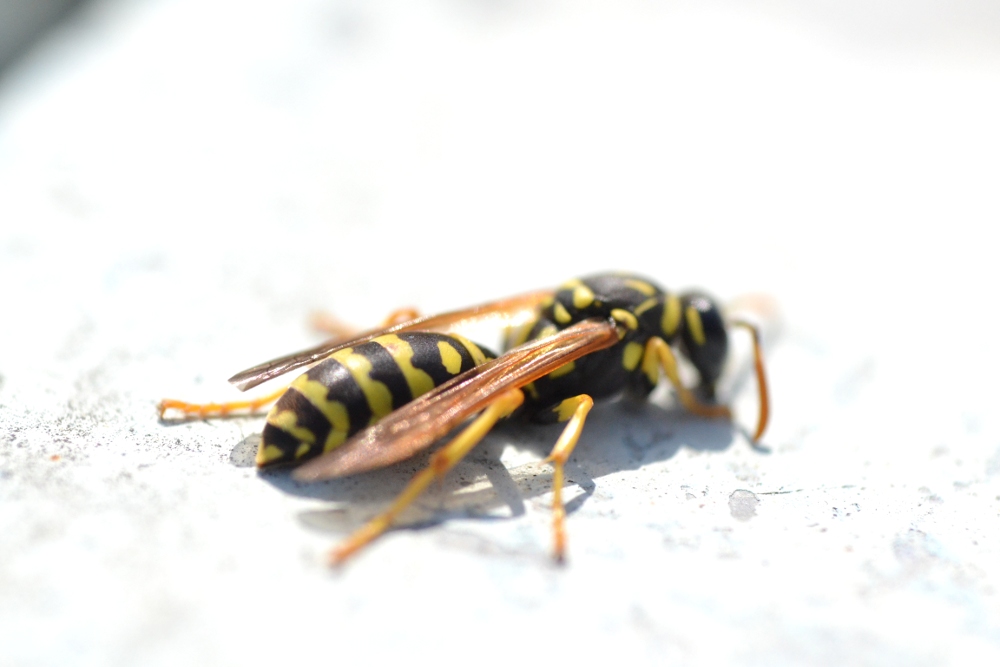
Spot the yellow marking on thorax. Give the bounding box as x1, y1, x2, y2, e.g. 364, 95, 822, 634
662, 295, 681, 336
633, 297, 658, 317
572, 285, 595, 309
437, 341, 464, 374
549, 360, 576, 379
539, 324, 558, 340
331, 347, 394, 423
610, 308, 638, 330
624, 279, 657, 296
553, 301, 572, 324
685, 306, 707, 345
622, 341, 643, 371
374, 335, 435, 397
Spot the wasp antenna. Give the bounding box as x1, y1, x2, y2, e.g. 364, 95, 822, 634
729, 319, 770, 442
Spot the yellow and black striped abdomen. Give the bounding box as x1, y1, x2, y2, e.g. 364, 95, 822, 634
256, 332, 492, 467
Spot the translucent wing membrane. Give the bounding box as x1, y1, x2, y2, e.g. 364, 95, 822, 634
292, 318, 620, 481
228, 290, 554, 391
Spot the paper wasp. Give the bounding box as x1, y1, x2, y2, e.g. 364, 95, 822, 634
160, 272, 769, 564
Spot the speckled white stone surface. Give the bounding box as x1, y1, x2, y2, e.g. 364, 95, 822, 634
2, 1, 999, 665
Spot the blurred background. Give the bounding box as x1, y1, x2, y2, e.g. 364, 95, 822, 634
1, 1, 998, 665
0, 1, 82, 75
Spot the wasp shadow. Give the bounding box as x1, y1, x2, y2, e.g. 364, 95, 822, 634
235, 394, 759, 541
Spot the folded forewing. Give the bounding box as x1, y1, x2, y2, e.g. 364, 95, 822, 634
292, 318, 620, 481
228, 290, 554, 391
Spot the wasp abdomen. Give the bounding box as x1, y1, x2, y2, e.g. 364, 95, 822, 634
257, 332, 492, 467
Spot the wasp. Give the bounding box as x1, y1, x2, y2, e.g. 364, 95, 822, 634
160, 272, 769, 564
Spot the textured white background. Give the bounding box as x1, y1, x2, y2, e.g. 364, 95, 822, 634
1, 1, 999, 665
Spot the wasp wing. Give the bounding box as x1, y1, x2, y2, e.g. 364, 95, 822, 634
292, 317, 620, 481
228, 290, 553, 391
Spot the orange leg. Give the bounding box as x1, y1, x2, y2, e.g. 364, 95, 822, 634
544, 395, 594, 563
308, 312, 359, 338
728, 319, 770, 441
330, 388, 524, 565
158, 384, 288, 420
381, 308, 421, 326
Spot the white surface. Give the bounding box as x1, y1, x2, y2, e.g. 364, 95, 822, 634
2, 1, 999, 665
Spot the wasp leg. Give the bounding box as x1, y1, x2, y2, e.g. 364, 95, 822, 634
330, 388, 525, 566
543, 394, 594, 563
158, 384, 288, 420
308, 312, 359, 338
381, 307, 421, 326
642, 337, 732, 420
728, 319, 770, 441
310, 308, 422, 337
